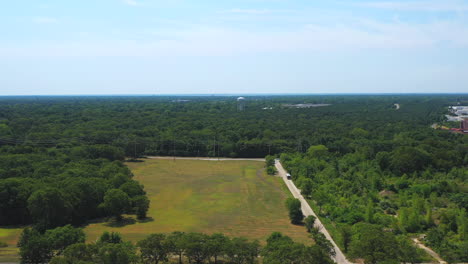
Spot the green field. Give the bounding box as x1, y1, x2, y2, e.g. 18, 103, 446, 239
85, 158, 310, 244
0, 227, 22, 263
0, 158, 310, 262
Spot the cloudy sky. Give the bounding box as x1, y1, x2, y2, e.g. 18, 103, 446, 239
1, 0, 468, 95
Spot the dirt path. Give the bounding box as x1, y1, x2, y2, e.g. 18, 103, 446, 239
275, 160, 352, 264
412, 238, 447, 264
147, 156, 265, 161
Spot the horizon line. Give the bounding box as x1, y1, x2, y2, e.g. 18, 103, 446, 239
1, 92, 468, 97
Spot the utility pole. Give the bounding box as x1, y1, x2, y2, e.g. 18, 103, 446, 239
217, 140, 220, 161
134, 139, 137, 160
173, 134, 176, 162
213, 136, 216, 158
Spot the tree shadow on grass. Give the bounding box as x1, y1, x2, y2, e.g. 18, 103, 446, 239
137, 217, 154, 223
0, 225, 27, 230
104, 217, 137, 227
126, 158, 145, 162
292, 222, 305, 227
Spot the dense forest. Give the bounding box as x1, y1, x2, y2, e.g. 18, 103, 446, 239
275, 98, 468, 262
0, 95, 453, 158
0, 143, 149, 229
0, 95, 467, 263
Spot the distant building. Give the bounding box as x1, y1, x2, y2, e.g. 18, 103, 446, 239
237, 97, 245, 111
447, 106, 468, 122
283, 103, 331, 109
462, 119, 468, 134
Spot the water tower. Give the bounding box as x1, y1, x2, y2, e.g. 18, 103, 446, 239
237, 97, 245, 111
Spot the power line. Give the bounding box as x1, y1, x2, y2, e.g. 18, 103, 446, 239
0, 134, 286, 157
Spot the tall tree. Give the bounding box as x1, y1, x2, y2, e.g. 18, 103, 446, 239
407, 210, 422, 233
137, 234, 170, 264
184, 233, 210, 264
45, 225, 85, 256
285, 198, 304, 224
365, 200, 374, 223
265, 155, 275, 167
426, 202, 434, 228
27, 188, 72, 230
396, 235, 422, 264
60, 243, 96, 263
314, 189, 329, 214
301, 179, 313, 198
458, 209, 467, 241
304, 215, 316, 232
349, 224, 399, 264
132, 195, 150, 220
167, 232, 187, 264
206, 233, 228, 264
97, 242, 137, 264
307, 145, 329, 159
100, 189, 131, 221
262, 233, 303, 264
18, 228, 53, 264
227, 237, 259, 264
339, 224, 352, 253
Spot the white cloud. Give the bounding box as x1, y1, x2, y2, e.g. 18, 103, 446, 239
33, 17, 58, 24
226, 8, 272, 14
123, 0, 139, 6
3, 19, 468, 57
4, 11, 468, 57
359, 0, 468, 12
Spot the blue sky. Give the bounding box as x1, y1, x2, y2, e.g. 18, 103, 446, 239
1, 0, 468, 95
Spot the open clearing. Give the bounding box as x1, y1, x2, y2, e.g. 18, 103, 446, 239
0, 158, 310, 262
85, 159, 311, 244
0, 227, 22, 263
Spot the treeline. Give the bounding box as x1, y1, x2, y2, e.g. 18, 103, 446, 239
0, 95, 459, 158
281, 137, 467, 262
18, 227, 333, 264
0, 144, 149, 229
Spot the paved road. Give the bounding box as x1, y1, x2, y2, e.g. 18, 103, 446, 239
275, 160, 352, 264
147, 156, 265, 161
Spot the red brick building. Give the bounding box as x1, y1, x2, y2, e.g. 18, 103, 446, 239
462, 118, 468, 134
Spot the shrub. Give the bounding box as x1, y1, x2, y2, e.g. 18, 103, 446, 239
266, 166, 276, 175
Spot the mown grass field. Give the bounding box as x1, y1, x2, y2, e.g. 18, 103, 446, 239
0, 227, 22, 263
85, 159, 310, 244
0, 158, 310, 262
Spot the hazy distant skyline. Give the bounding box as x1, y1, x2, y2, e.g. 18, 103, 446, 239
1, 0, 468, 95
